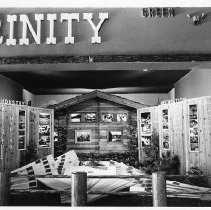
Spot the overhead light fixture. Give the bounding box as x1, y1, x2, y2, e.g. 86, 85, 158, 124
187, 13, 206, 26
143, 68, 148, 72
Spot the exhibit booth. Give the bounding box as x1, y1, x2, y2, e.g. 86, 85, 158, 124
138, 96, 211, 176
0, 103, 54, 172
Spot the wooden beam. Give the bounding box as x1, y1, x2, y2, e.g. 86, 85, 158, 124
0, 54, 210, 65
0, 62, 195, 72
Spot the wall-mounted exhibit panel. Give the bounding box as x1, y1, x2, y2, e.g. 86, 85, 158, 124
138, 96, 211, 176
0, 104, 54, 172
137, 106, 158, 161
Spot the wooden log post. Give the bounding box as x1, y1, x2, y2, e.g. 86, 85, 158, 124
152, 171, 167, 207
0, 172, 10, 206
71, 172, 87, 207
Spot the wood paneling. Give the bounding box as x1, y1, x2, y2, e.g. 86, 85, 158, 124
0, 104, 54, 172
138, 96, 211, 176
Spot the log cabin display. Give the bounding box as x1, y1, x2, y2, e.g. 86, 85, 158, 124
0, 103, 54, 172
48, 90, 142, 154
138, 96, 211, 176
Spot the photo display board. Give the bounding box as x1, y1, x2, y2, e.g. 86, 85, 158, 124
18, 110, 26, 150
39, 113, 51, 148
140, 112, 152, 147
189, 104, 199, 152
162, 109, 170, 150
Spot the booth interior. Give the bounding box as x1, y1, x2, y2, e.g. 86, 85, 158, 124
1, 7, 211, 185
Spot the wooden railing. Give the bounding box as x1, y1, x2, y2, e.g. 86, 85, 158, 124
1, 171, 211, 207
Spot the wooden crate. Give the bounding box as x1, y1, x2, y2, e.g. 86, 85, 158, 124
0, 104, 54, 172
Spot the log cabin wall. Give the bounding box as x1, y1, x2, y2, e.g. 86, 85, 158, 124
0, 104, 54, 172
55, 97, 137, 154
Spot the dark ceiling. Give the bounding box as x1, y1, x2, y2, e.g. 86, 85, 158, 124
0, 70, 190, 94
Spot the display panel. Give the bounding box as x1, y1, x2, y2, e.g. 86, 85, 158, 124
39, 113, 51, 148
102, 113, 114, 122
70, 113, 81, 122
162, 109, 170, 150
85, 113, 96, 122
108, 131, 122, 142
75, 130, 91, 143
189, 104, 199, 152
18, 110, 26, 150
140, 112, 151, 147
117, 113, 128, 122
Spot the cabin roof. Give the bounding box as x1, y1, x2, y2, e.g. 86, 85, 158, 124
47, 90, 143, 110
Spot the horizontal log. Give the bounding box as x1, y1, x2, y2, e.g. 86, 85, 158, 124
10, 189, 69, 194
10, 174, 151, 179
88, 191, 211, 196
10, 189, 211, 196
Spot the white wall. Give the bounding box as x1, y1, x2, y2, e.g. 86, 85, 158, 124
175, 69, 211, 99
22, 89, 35, 106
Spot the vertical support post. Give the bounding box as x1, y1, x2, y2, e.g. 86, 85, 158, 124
0, 172, 10, 206
152, 171, 166, 207
71, 172, 87, 206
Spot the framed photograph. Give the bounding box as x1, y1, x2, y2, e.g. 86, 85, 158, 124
108, 131, 122, 142
18, 109, 26, 150
117, 113, 127, 122
163, 141, 170, 150
190, 136, 199, 143
75, 130, 91, 143
39, 113, 51, 148
85, 113, 96, 122
102, 113, 114, 122
141, 112, 151, 134
189, 104, 199, 152
162, 109, 169, 129
18, 136, 25, 150
189, 104, 198, 119
190, 143, 199, 152
141, 136, 151, 148
70, 113, 81, 122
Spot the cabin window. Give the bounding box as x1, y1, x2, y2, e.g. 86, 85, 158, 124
102, 113, 114, 122
117, 113, 128, 122
85, 113, 96, 122
189, 104, 199, 152
108, 131, 122, 142
70, 113, 81, 122
18, 110, 26, 150
39, 113, 51, 148
75, 130, 91, 143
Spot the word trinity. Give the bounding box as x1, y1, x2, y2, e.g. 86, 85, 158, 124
142, 8, 175, 18
0, 13, 109, 45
